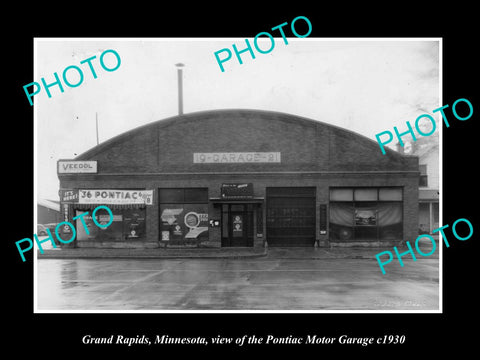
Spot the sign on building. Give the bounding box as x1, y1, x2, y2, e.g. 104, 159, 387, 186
221, 183, 254, 199
193, 152, 280, 163
78, 190, 154, 205
58, 160, 98, 174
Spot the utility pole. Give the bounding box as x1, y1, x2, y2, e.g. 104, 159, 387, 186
96, 112, 99, 145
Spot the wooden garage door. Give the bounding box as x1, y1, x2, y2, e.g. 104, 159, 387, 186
266, 187, 316, 247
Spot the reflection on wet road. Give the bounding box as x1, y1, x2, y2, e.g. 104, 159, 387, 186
36, 256, 439, 311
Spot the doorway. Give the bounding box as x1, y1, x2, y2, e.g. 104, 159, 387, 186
221, 204, 254, 247
266, 187, 316, 247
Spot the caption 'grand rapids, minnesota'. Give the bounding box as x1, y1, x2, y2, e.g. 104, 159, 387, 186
81, 334, 381, 346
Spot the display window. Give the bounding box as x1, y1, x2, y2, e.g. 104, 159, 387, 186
75, 207, 146, 241
159, 188, 208, 242
329, 187, 403, 241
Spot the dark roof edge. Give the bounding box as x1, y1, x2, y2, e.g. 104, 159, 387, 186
75, 108, 411, 161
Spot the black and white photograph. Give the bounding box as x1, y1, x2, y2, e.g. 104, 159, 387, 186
7, 7, 478, 356
33, 38, 441, 312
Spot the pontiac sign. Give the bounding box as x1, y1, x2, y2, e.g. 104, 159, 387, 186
79, 190, 154, 205
58, 160, 97, 174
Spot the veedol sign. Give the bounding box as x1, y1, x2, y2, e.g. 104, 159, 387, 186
58, 160, 97, 174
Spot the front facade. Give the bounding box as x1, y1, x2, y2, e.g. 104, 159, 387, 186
57, 109, 419, 248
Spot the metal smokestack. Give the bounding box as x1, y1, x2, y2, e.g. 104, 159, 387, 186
175, 63, 184, 115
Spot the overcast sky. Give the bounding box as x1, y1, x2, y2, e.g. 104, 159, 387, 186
35, 38, 440, 201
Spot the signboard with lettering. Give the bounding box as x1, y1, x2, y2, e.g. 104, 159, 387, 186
193, 152, 281, 164
60, 189, 79, 203
78, 190, 154, 205
221, 183, 254, 199
58, 160, 97, 174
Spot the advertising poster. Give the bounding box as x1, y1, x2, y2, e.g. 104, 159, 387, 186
160, 205, 208, 242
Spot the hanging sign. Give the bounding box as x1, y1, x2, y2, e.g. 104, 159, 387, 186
60, 189, 79, 203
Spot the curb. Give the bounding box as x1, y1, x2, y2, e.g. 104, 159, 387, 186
36, 248, 439, 260
37, 249, 268, 260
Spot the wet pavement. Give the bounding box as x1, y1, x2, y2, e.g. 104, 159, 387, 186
36, 248, 440, 311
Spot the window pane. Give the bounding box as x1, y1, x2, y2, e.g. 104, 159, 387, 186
354, 202, 377, 225
433, 203, 439, 222
330, 188, 353, 201
355, 226, 377, 240
419, 175, 428, 187
329, 203, 354, 240
419, 164, 427, 175
330, 203, 354, 226
379, 188, 402, 201
419, 203, 430, 234
378, 202, 403, 240
159, 188, 184, 203
354, 188, 378, 201
355, 209, 377, 225
123, 208, 146, 239
76, 209, 123, 241
184, 188, 208, 203
160, 204, 209, 241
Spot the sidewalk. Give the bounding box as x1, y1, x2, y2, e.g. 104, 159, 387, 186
37, 245, 438, 260
266, 247, 439, 260
37, 246, 267, 259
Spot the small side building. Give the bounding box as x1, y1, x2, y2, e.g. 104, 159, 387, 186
418, 144, 440, 234
37, 199, 61, 225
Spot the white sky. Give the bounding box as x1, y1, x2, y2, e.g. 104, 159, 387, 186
35, 38, 440, 201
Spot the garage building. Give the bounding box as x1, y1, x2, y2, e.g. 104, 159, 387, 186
57, 109, 419, 248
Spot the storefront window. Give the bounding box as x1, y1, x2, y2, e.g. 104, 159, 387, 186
330, 188, 353, 201
75, 207, 146, 241
378, 202, 403, 239
159, 188, 208, 243
379, 188, 403, 201
354, 189, 378, 201
329, 187, 403, 241
123, 209, 146, 239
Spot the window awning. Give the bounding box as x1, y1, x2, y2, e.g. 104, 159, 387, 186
73, 203, 146, 210
419, 189, 439, 201
209, 197, 264, 204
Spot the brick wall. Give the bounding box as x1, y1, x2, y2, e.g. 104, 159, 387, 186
60, 109, 419, 248
75, 109, 417, 173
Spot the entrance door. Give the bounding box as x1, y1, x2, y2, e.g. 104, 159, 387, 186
221, 204, 254, 247
230, 212, 247, 246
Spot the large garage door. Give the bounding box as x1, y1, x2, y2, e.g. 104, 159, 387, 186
266, 187, 316, 247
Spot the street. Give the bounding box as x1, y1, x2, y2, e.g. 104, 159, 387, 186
36, 249, 439, 311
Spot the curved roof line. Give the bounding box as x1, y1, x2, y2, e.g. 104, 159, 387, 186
76, 108, 404, 160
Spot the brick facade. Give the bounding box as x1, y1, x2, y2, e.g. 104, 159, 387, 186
58, 109, 419, 249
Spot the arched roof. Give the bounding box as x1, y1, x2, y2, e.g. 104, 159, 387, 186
75, 109, 417, 173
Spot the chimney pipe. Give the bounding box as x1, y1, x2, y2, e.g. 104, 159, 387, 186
175, 63, 184, 115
